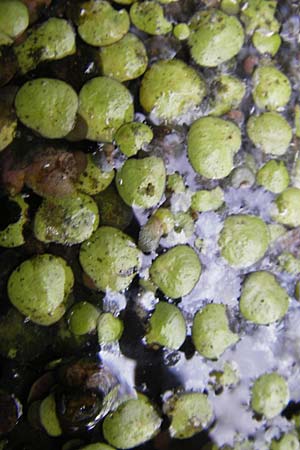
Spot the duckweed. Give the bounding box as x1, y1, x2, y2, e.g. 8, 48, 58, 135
252, 30, 281, 56
188, 117, 241, 179
251, 372, 289, 419
256, 160, 290, 193
78, 77, 134, 142
0, 31, 13, 46
295, 104, 300, 138
167, 173, 185, 194
0, 195, 28, 248
296, 281, 300, 301
97, 313, 124, 344
0, 0, 29, 39
209, 75, 246, 116
15, 78, 78, 139
114, 122, 153, 157
138, 207, 174, 253
115, 156, 166, 208
252, 66, 291, 111
79, 445, 116, 450
218, 215, 270, 268
40, 393, 62, 437
292, 156, 300, 188
239, 271, 290, 325
2, 1, 300, 448
0, 308, 50, 361
173, 23, 190, 40
0, 101, 17, 152
220, 0, 241, 15
231, 165, 255, 189
158, 0, 178, 3
191, 187, 224, 212
103, 395, 162, 449
100, 33, 148, 82
149, 245, 201, 299
188, 9, 244, 67
68, 302, 100, 336
76, 155, 114, 196
130, 1, 172, 35
278, 252, 300, 276
79, 226, 142, 292
34, 193, 99, 245
192, 304, 239, 360
268, 223, 286, 243
163, 392, 213, 439
140, 59, 206, 122
77, 0, 129, 46
219, 362, 240, 388
95, 186, 133, 230
247, 112, 292, 156
8, 254, 74, 325
145, 302, 186, 350
240, 0, 279, 36
173, 212, 195, 239
270, 433, 300, 450
272, 188, 300, 227
15, 18, 76, 74
113, 0, 136, 3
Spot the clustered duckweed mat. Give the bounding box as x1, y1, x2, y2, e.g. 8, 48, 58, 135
0, 0, 300, 449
